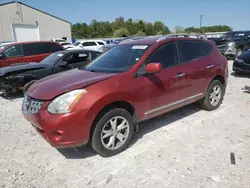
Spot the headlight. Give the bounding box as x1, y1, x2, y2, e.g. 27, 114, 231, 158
47, 89, 87, 114
227, 42, 235, 47
235, 57, 244, 63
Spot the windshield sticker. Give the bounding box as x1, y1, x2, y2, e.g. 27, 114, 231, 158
57, 54, 64, 57
132, 45, 148, 50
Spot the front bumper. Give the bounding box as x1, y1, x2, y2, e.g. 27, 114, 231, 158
233, 61, 250, 73
22, 98, 91, 148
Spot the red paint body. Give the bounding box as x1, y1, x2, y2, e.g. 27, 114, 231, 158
0, 41, 64, 67
22, 37, 228, 148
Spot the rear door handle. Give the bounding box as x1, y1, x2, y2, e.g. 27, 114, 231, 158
207, 65, 214, 69
175, 73, 186, 78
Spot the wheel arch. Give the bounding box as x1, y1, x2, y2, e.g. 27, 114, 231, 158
89, 101, 138, 138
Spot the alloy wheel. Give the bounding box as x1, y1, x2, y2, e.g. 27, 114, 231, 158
209, 85, 222, 106
101, 116, 130, 150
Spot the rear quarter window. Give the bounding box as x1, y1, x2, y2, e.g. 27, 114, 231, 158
179, 40, 213, 63
23, 43, 63, 56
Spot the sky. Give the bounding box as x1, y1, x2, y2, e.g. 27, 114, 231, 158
1, 0, 250, 31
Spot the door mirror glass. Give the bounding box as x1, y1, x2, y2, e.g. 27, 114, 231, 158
145, 63, 162, 74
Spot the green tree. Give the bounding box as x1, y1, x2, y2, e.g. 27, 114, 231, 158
153, 21, 165, 33
145, 22, 154, 35
124, 19, 136, 35
134, 30, 146, 36
112, 17, 125, 31
174, 26, 185, 33
113, 28, 130, 37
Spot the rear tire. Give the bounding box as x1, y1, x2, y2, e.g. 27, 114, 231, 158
91, 108, 134, 157
200, 80, 225, 111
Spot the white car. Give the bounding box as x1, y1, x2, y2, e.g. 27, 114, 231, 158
69, 40, 107, 52
59, 42, 74, 49
50, 38, 67, 42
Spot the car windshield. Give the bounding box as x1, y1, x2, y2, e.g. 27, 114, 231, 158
221, 32, 245, 39
73, 42, 81, 46
40, 52, 64, 65
85, 44, 149, 73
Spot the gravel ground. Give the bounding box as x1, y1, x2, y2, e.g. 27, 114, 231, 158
0, 61, 250, 188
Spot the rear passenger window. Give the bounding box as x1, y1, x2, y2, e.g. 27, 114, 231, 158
43, 43, 63, 53
179, 40, 212, 62
82, 42, 97, 46
146, 42, 178, 68
97, 42, 105, 45
23, 43, 63, 56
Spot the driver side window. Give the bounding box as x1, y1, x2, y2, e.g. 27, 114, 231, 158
63, 53, 90, 64
3, 45, 23, 58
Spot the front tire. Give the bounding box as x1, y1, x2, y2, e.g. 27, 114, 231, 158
91, 108, 134, 157
200, 80, 225, 111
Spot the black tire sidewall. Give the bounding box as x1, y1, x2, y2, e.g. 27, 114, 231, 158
91, 108, 134, 157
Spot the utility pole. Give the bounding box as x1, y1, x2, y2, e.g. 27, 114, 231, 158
200, 15, 204, 33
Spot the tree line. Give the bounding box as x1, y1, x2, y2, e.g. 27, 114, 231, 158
71, 17, 232, 39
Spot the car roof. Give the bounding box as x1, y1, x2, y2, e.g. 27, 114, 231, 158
119, 36, 162, 45
77, 39, 105, 42
63, 49, 102, 54
119, 35, 212, 45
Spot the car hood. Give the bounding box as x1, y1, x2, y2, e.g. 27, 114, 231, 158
238, 51, 250, 63
0, 62, 48, 76
27, 69, 118, 100
215, 37, 241, 44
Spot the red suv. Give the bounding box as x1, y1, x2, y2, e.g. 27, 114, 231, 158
0, 41, 64, 67
22, 36, 228, 157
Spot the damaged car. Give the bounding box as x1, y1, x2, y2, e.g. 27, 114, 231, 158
0, 49, 102, 95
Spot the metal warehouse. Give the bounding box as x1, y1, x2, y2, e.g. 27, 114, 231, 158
0, 1, 72, 42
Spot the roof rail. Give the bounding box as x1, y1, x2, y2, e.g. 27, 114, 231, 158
156, 33, 208, 42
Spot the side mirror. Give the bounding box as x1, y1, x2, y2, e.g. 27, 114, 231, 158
145, 63, 162, 74
59, 61, 68, 67
0, 54, 7, 59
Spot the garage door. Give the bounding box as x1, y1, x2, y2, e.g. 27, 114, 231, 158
13, 24, 40, 42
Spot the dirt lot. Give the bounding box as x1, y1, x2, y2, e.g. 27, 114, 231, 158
0, 61, 250, 188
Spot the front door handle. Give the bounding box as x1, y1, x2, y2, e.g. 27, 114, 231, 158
207, 65, 214, 69
175, 73, 186, 78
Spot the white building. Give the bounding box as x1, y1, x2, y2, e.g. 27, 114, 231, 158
0, 1, 72, 42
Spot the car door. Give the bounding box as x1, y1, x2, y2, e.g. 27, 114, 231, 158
68, 52, 92, 69
23, 43, 45, 63
0, 44, 25, 67
178, 39, 215, 97
135, 41, 191, 119
53, 53, 75, 73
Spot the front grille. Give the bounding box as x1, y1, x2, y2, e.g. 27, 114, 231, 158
22, 95, 44, 114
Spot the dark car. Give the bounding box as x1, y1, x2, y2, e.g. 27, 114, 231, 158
0, 49, 102, 95
233, 49, 250, 74
214, 31, 250, 59
22, 36, 228, 157
0, 41, 65, 68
